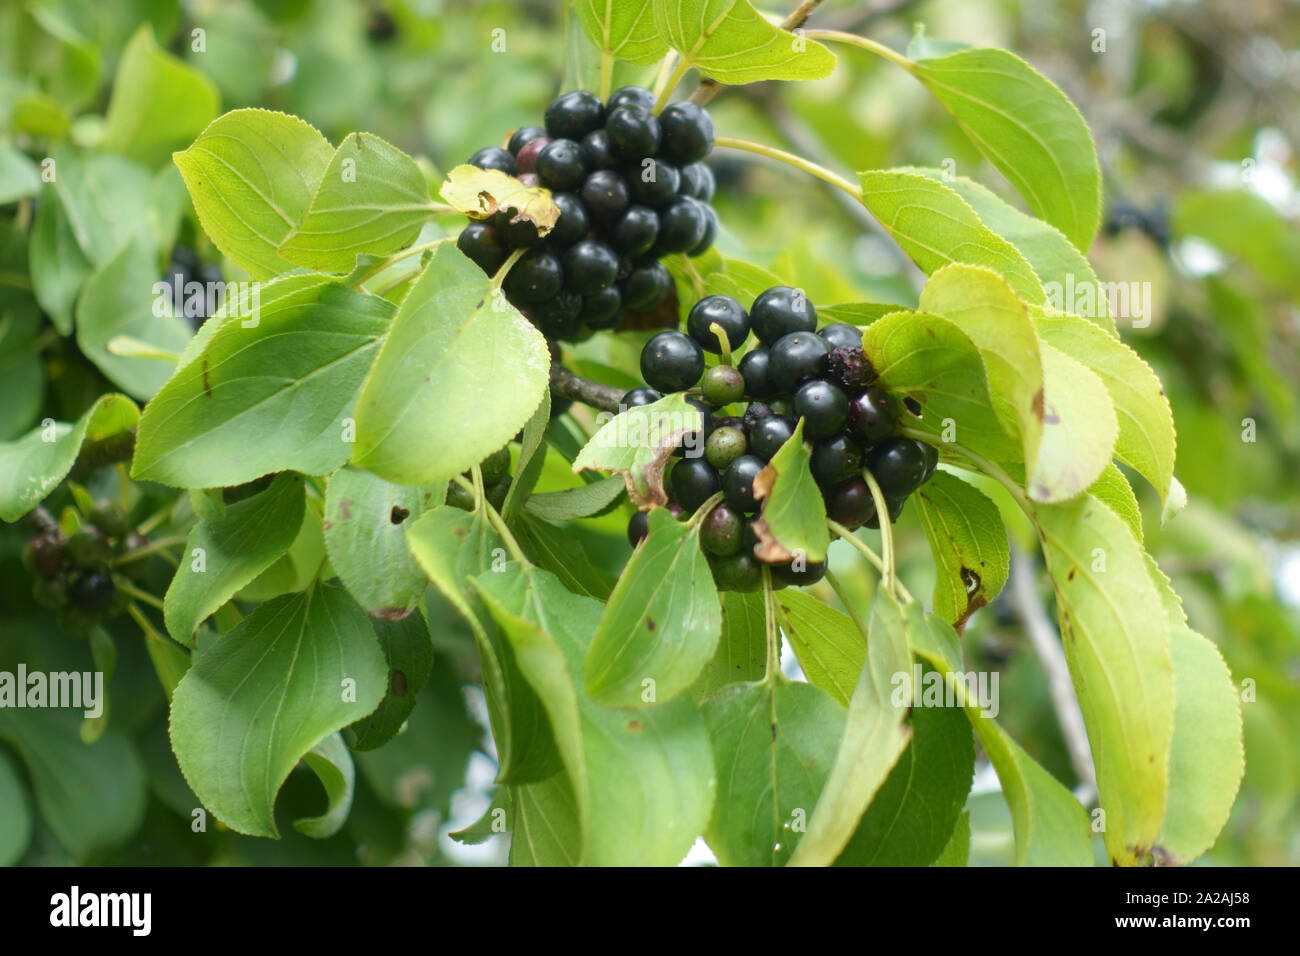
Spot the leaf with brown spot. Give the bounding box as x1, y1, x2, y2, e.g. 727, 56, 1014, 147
439, 164, 560, 234
914, 470, 1009, 629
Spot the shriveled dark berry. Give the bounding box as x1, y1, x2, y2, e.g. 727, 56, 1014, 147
701, 503, 743, 556
621, 261, 672, 309
653, 196, 707, 254
866, 437, 930, 497
701, 365, 745, 406
627, 159, 680, 206
640, 330, 704, 393
722, 455, 765, 513
659, 101, 715, 165
706, 426, 747, 470
533, 290, 584, 339
687, 294, 750, 353
562, 239, 619, 294
750, 415, 796, 460
738, 349, 776, 398
535, 139, 588, 191
70, 570, 115, 613
580, 129, 617, 170
825, 476, 875, 530
793, 380, 849, 439
819, 323, 863, 350
606, 106, 661, 160
544, 90, 605, 140
458, 222, 508, 273
810, 434, 863, 486
581, 286, 623, 329
846, 386, 896, 443
580, 170, 630, 223
23, 533, 66, 581
769, 331, 830, 392
503, 248, 563, 303
508, 125, 548, 155
607, 85, 656, 113
611, 205, 659, 255
628, 510, 650, 547
752, 286, 817, 344
515, 135, 553, 173
827, 345, 875, 390
469, 146, 516, 175
619, 388, 662, 413
669, 458, 721, 514
548, 192, 589, 247
742, 402, 772, 434
680, 163, 716, 201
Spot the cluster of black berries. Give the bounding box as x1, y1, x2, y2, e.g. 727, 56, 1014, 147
624, 287, 938, 592
23, 502, 146, 632
447, 446, 512, 512
457, 87, 718, 341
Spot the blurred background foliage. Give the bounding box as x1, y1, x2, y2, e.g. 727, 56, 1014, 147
0, 0, 1295, 866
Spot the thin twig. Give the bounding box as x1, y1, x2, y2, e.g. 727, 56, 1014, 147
549, 361, 626, 413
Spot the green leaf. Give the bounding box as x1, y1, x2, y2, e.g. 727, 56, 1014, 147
0, 392, 138, 522
0, 310, 44, 441
0, 710, 146, 861
131, 283, 392, 487
584, 509, 721, 708
405, 506, 562, 784
509, 773, 582, 866
911, 612, 1094, 865
907, 168, 1115, 333
0, 751, 32, 865
279, 132, 433, 272
475, 564, 716, 866
1036, 494, 1173, 865
572, 392, 702, 506
502, 389, 550, 523
918, 263, 1044, 474
789, 591, 915, 866
931, 810, 970, 866
1037, 311, 1177, 504
693, 590, 767, 699
323, 467, 445, 618
173, 108, 334, 278
858, 171, 1044, 304
861, 309, 1020, 463
75, 236, 191, 400
576, 0, 668, 65
1155, 627, 1244, 865
914, 470, 1010, 629
162, 473, 307, 645
169, 585, 387, 838
653, 0, 836, 85
29, 187, 92, 335
0, 143, 40, 204
702, 679, 846, 866
1028, 341, 1118, 504
775, 590, 864, 707
293, 732, 355, 839
352, 242, 549, 485
1087, 463, 1143, 545
524, 476, 626, 523
49, 149, 157, 264
237, 504, 325, 601
511, 512, 616, 600
345, 614, 436, 751
907, 47, 1102, 250
101, 25, 220, 169
838, 683, 975, 865
751, 418, 829, 564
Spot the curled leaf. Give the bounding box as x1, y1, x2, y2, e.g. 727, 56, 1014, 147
571, 393, 702, 508
439, 164, 559, 234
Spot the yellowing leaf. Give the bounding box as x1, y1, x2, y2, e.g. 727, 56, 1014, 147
439, 164, 560, 235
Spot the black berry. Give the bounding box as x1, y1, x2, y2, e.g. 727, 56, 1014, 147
508, 126, 548, 155
680, 163, 716, 201
818, 323, 863, 350
701, 503, 743, 556
533, 291, 584, 339
641, 330, 704, 393
611, 206, 659, 255
793, 380, 849, 439
825, 477, 876, 530
562, 239, 619, 294
606, 106, 661, 160
607, 85, 656, 113
846, 386, 896, 442
722, 455, 765, 512
503, 248, 563, 303
752, 286, 817, 344
545, 90, 605, 140
548, 192, 590, 247
687, 294, 750, 353
628, 510, 650, 547
669, 458, 721, 514
772, 559, 828, 589
690, 205, 718, 257
865, 495, 906, 530
481, 446, 512, 485
710, 551, 763, 592
581, 286, 623, 328
627, 159, 680, 206
738, 349, 776, 398
659, 101, 714, 165
750, 414, 796, 460
457, 222, 508, 274
769, 331, 830, 392
469, 146, 516, 175
535, 139, 588, 191
579, 170, 629, 223
653, 196, 707, 254
515, 135, 553, 173
621, 261, 672, 309
810, 434, 863, 486
70, 570, 115, 613
866, 437, 930, 497
623, 386, 662, 407
580, 129, 617, 170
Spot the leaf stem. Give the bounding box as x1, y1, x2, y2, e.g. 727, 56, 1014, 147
677, 253, 706, 298
762, 566, 781, 684
861, 470, 898, 598
827, 521, 915, 605
654, 56, 692, 113
111, 535, 186, 567
117, 580, 165, 611
901, 426, 1032, 514
803, 29, 916, 74
473, 465, 532, 568
351, 239, 445, 288
709, 322, 734, 367
713, 135, 862, 199
824, 568, 870, 642
687, 491, 726, 530
599, 48, 614, 101
490, 247, 528, 293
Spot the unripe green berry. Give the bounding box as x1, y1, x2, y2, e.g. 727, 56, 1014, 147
701, 365, 746, 406
705, 426, 747, 471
